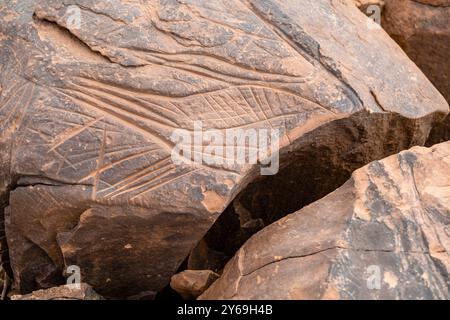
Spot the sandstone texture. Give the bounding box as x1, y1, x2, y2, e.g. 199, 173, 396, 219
170, 269, 219, 299
0, 0, 448, 299
11, 283, 103, 300
201, 142, 450, 300
353, 0, 385, 12
383, 0, 450, 104
377, 0, 450, 144
0, 268, 9, 300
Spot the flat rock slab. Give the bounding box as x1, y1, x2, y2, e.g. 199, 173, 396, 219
11, 283, 103, 300
200, 141, 450, 300
0, 0, 447, 298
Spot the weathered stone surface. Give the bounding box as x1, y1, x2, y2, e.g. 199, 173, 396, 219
381, 0, 450, 144
353, 0, 385, 12
0, 0, 447, 299
200, 142, 450, 300
0, 268, 7, 300
353, 0, 450, 144
5, 186, 207, 299
382, 0, 450, 103
0, 213, 9, 278
187, 111, 449, 273
170, 270, 219, 299
11, 283, 103, 300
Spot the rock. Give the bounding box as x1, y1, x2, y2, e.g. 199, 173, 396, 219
200, 142, 450, 300
188, 239, 230, 273
353, 0, 385, 12
0, 215, 9, 276
382, 0, 450, 102
428, 115, 450, 146
381, 0, 450, 144
0, 268, 10, 300
0, 189, 11, 281
0, 271, 3, 298
0, 0, 447, 299
170, 270, 219, 299
187, 196, 266, 273
11, 283, 103, 300
352, 0, 450, 144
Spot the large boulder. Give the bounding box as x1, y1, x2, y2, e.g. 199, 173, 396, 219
0, 0, 447, 298
201, 141, 450, 300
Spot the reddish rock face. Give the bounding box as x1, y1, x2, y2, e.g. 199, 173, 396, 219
0, 0, 447, 298
11, 283, 103, 300
200, 142, 450, 300
353, 0, 450, 144
383, 0, 450, 99
378, 0, 450, 144
170, 270, 219, 300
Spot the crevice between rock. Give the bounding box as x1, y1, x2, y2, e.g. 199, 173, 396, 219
184, 110, 441, 279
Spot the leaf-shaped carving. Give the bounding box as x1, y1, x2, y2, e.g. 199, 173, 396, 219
16, 0, 364, 203
43, 73, 336, 201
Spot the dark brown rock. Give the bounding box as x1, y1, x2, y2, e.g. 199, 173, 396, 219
170, 270, 219, 299
353, 0, 450, 144
200, 142, 450, 300
0, 0, 447, 299
378, 0, 450, 144
0, 268, 5, 300
11, 283, 103, 300
383, 0, 450, 105
5, 186, 208, 299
